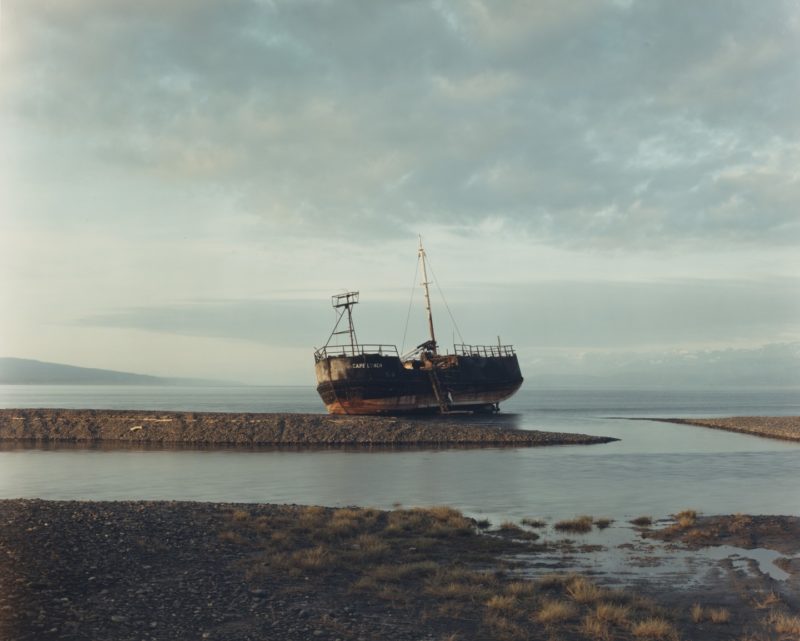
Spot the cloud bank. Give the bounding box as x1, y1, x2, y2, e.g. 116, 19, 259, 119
3, 0, 799, 247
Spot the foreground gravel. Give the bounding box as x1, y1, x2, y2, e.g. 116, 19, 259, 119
0, 500, 520, 641
651, 416, 800, 442
0, 409, 616, 447
2, 501, 798, 641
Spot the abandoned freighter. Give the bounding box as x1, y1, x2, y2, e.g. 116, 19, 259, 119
314, 240, 523, 415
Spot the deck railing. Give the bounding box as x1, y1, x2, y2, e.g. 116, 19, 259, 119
314, 344, 399, 361
315, 343, 514, 361
454, 344, 516, 357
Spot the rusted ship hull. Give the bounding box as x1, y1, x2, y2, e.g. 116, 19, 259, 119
315, 353, 523, 415
313, 242, 524, 415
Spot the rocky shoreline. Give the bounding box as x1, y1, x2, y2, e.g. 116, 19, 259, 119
650, 416, 800, 442
1, 500, 798, 641
0, 409, 616, 447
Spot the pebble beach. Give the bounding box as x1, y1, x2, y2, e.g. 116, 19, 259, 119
0, 409, 616, 447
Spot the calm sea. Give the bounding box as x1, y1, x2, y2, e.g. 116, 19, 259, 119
1, 385, 799, 522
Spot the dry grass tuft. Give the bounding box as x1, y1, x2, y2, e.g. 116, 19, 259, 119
298, 505, 327, 528
352, 533, 390, 558
496, 520, 539, 540
431, 566, 497, 587
425, 568, 496, 602
505, 581, 535, 597
423, 505, 464, 521
390, 507, 475, 538
554, 515, 594, 533
534, 599, 577, 624
729, 512, 753, 533
537, 573, 571, 591
231, 509, 250, 522
581, 613, 611, 640
218, 529, 247, 545
674, 509, 697, 528
327, 508, 363, 536
754, 591, 781, 609
769, 612, 800, 635
425, 581, 491, 601
594, 602, 630, 624
631, 617, 677, 639
269, 530, 294, 548
708, 607, 730, 623
369, 561, 439, 582
566, 576, 604, 604
484, 613, 527, 641
352, 574, 380, 591
374, 585, 410, 604
521, 517, 547, 528
332, 506, 360, 518
291, 545, 333, 570
485, 594, 518, 612
630, 516, 653, 527
685, 527, 713, 542
594, 517, 614, 529
691, 602, 730, 624
259, 550, 291, 572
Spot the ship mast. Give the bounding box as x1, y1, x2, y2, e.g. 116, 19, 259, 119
418, 236, 437, 355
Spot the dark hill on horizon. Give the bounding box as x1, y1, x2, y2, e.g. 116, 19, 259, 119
0, 358, 233, 386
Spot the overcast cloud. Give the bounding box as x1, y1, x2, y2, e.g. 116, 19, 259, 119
1, 0, 798, 384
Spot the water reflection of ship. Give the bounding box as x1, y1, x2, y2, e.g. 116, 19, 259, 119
313, 239, 524, 415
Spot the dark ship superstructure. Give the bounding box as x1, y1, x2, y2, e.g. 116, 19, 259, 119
313, 241, 523, 415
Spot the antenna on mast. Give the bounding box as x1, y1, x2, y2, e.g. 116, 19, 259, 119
418, 235, 437, 354
324, 291, 360, 352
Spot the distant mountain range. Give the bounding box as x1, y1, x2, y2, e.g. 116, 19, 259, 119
0, 358, 233, 386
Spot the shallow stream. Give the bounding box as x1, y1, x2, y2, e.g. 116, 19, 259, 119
1, 386, 798, 524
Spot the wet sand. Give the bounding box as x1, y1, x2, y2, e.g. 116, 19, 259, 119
1, 500, 798, 641
649, 416, 800, 442
0, 409, 616, 448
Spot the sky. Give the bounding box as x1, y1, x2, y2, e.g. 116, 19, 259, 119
1, 0, 798, 386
